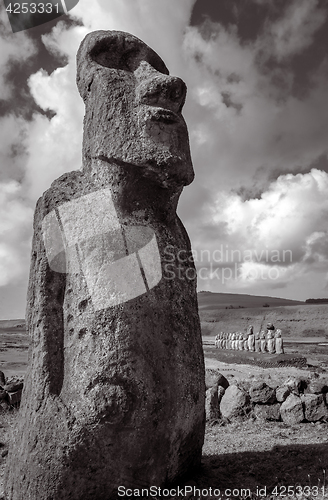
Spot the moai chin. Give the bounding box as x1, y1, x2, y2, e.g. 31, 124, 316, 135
5, 31, 205, 500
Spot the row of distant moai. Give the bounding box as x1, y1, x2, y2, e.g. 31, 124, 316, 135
215, 323, 284, 354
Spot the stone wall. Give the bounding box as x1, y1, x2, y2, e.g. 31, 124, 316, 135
206, 369, 328, 425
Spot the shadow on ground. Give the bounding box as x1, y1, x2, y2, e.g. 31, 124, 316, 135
195, 443, 328, 495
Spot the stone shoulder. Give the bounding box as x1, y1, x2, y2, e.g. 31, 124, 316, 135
33, 170, 85, 230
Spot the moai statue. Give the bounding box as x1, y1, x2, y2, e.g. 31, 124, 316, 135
238, 333, 244, 350
5, 31, 205, 500
254, 331, 261, 352
227, 333, 232, 349
267, 323, 276, 354
215, 334, 219, 348
275, 329, 284, 354
243, 336, 249, 351
260, 330, 266, 353
247, 325, 255, 352
232, 333, 237, 349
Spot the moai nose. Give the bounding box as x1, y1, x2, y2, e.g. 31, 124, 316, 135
135, 62, 187, 113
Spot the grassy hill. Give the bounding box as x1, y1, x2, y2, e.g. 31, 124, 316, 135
198, 291, 304, 310
0, 319, 25, 329
198, 293, 328, 338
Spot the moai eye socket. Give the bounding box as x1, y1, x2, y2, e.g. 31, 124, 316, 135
89, 36, 169, 75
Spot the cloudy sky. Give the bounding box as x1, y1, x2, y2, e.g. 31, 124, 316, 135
0, 0, 328, 318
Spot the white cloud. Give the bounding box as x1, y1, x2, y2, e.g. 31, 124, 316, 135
0, 8, 36, 99
192, 169, 328, 296
0, 115, 29, 182
25, 64, 84, 199
0, 181, 33, 286
266, 0, 326, 61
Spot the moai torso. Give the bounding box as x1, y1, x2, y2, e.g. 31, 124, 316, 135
254, 332, 261, 352
247, 325, 255, 351
260, 330, 266, 352
267, 330, 275, 353
275, 329, 284, 354
243, 337, 249, 350
5, 30, 205, 500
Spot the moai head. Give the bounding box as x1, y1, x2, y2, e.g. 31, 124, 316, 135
260, 330, 265, 339
266, 323, 275, 331
247, 325, 254, 336
255, 331, 260, 340
76, 30, 194, 189
275, 329, 282, 338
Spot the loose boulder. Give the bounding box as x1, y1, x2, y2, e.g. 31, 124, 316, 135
205, 369, 229, 390
254, 403, 281, 421
284, 377, 306, 395
205, 387, 224, 422
220, 385, 251, 420
305, 379, 328, 395
4, 381, 23, 393
276, 385, 291, 403
249, 382, 276, 404
301, 394, 328, 422
280, 394, 304, 425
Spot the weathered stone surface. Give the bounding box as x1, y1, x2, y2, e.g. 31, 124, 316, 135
0, 371, 6, 387
205, 369, 229, 390
280, 394, 304, 425
249, 382, 276, 404
254, 403, 281, 421
0, 390, 7, 400
276, 385, 291, 402
220, 385, 251, 420
301, 394, 328, 422
5, 30, 205, 500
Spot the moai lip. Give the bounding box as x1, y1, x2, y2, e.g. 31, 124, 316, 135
4, 31, 205, 500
